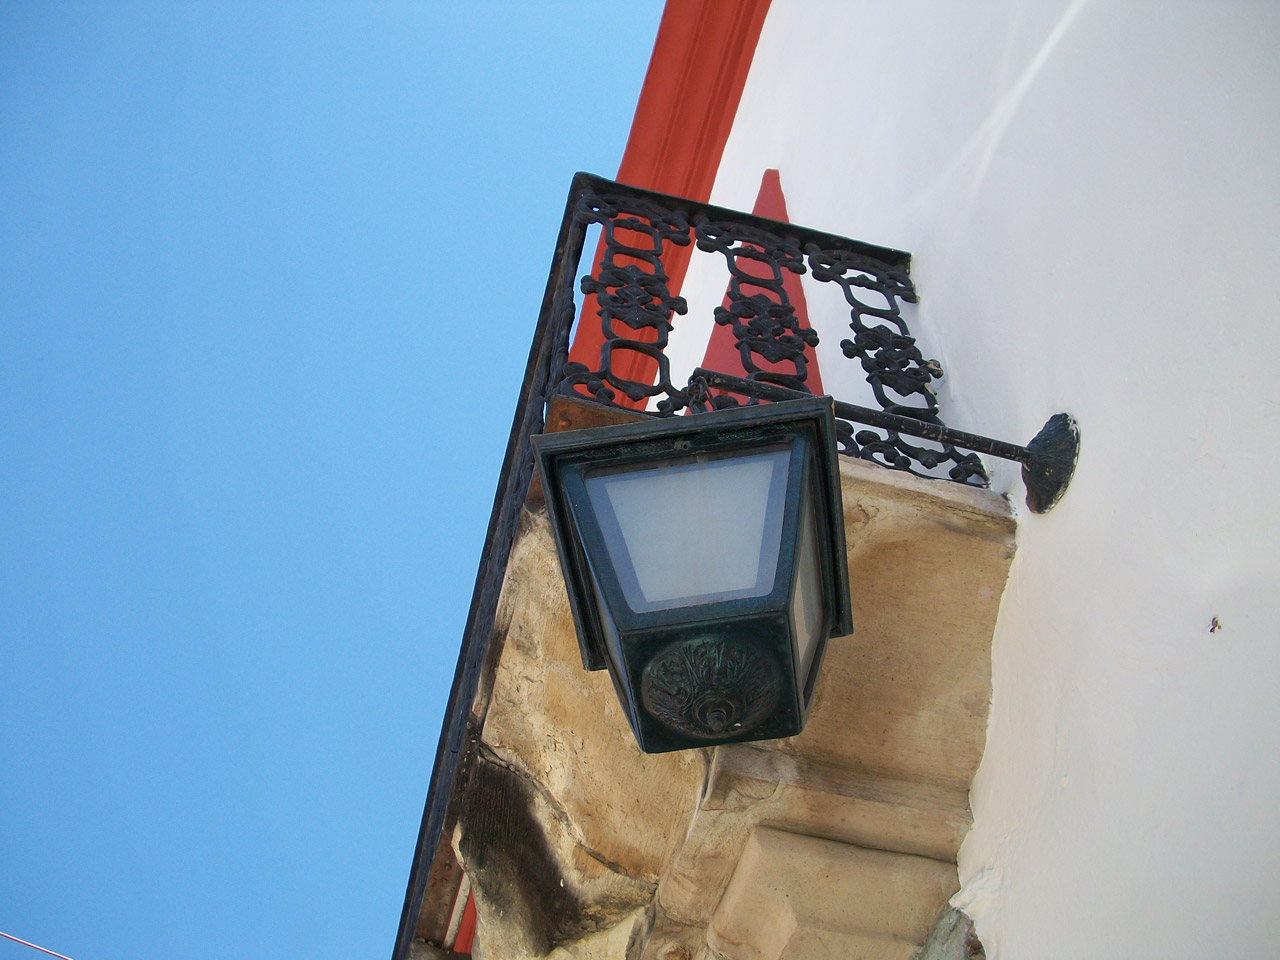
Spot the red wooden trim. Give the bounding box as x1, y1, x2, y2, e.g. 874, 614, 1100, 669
616, 0, 772, 200
700, 169, 824, 396
453, 891, 477, 955
568, 0, 773, 406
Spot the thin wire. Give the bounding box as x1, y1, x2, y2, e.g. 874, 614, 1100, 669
0, 931, 77, 960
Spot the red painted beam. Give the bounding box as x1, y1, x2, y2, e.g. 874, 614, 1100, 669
452, 891, 476, 955
568, 0, 773, 406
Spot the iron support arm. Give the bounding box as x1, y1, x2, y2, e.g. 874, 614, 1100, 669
691, 368, 1078, 512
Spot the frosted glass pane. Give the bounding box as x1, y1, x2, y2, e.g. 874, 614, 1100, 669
588, 564, 635, 724
585, 448, 788, 612
590, 564, 625, 676
790, 489, 826, 687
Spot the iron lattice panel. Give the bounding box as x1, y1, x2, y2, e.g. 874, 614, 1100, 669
551, 175, 988, 485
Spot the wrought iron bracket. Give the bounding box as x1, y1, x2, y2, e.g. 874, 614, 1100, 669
692, 368, 1078, 513
541, 172, 1079, 512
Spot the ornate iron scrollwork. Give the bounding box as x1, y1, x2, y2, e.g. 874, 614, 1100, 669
557, 194, 696, 415
696, 218, 816, 394
804, 246, 987, 483
546, 175, 1078, 497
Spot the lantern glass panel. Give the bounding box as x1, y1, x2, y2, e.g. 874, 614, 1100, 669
790, 486, 827, 688
587, 563, 638, 724
588, 560, 625, 676
583, 446, 790, 613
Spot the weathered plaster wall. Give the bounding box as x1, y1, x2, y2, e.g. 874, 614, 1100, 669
677, 2, 1280, 957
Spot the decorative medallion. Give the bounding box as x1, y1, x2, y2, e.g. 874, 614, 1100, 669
640, 636, 782, 740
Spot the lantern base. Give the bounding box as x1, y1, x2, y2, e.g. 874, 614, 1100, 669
629, 615, 806, 754
640, 635, 783, 742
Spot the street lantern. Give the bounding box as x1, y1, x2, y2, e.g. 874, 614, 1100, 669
532, 396, 852, 754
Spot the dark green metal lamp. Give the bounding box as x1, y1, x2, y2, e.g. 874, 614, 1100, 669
532, 397, 852, 754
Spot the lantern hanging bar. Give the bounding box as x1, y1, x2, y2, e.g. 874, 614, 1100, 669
690, 368, 1079, 514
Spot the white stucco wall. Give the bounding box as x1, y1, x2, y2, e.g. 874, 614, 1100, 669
681, 2, 1280, 957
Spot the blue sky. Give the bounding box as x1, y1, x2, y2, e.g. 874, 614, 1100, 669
0, 4, 662, 958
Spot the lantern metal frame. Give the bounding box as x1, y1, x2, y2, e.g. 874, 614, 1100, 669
533, 396, 851, 753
